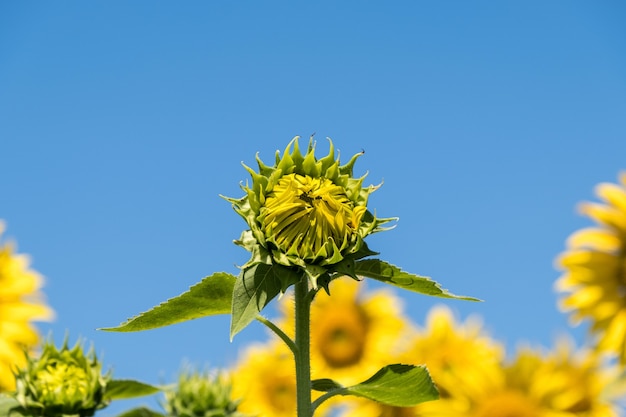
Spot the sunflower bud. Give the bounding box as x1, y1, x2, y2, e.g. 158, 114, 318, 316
163, 369, 249, 417
224, 136, 394, 288
14, 339, 110, 417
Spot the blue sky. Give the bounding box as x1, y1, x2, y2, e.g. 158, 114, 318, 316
1, 1, 626, 414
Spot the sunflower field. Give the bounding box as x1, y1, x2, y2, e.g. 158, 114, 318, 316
2, 141, 626, 417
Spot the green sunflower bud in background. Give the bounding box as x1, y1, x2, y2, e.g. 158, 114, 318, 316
13, 339, 110, 417
162, 369, 248, 417
224, 136, 395, 290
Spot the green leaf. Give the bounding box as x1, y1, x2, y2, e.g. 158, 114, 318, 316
115, 407, 165, 417
355, 259, 480, 301
314, 364, 438, 408
105, 379, 161, 400
230, 264, 298, 339
328, 258, 358, 280
0, 395, 28, 417
311, 379, 342, 392
346, 364, 439, 406
350, 240, 379, 260
100, 272, 236, 332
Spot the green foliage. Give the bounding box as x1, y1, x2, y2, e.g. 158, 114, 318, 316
7, 339, 159, 417
105, 380, 161, 401
161, 369, 249, 417
101, 273, 236, 332
115, 407, 165, 417
13, 339, 110, 417
312, 364, 438, 410
344, 364, 439, 406
0, 394, 25, 417
230, 264, 300, 339
355, 259, 480, 301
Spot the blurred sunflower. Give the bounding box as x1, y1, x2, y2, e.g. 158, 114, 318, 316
231, 342, 329, 417
0, 222, 53, 392
340, 312, 620, 417
416, 341, 620, 417
280, 278, 408, 386
405, 305, 503, 397
556, 173, 626, 362
340, 305, 503, 417
231, 342, 296, 417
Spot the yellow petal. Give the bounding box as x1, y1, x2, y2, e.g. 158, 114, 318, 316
596, 182, 626, 214
619, 172, 626, 188
557, 250, 619, 270
561, 286, 603, 309
579, 202, 626, 231
592, 301, 621, 321
566, 228, 621, 252
0, 301, 54, 321
598, 310, 626, 353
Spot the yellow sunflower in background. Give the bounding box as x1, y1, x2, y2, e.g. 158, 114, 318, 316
0, 222, 53, 392
231, 342, 329, 417
231, 342, 296, 417
417, 341, 620, 417
556, 173, 626, 362
405, 305, 503, 396
280, 277, 409, 386
340, 305, 503, 417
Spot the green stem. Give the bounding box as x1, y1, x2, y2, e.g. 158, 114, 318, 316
311, 389, 348, 413
256, 315, 297, 355
294, 277, 313, 417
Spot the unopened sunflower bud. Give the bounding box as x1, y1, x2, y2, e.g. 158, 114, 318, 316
14, 339, 110, 417
163, 369, 248, 417
223, 136, 395, 289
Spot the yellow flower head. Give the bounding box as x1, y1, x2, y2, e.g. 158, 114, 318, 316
231, 342, 330, 417
230, 343, 299, 417
340, 305, 502, 417
280, 278, 409, 386
0, 222, 53, 392
224, 136, 394, 288
405, 305, 503, 397
555, 172, 626, 362
14, 339, 111, 417
415, 340, 620, 417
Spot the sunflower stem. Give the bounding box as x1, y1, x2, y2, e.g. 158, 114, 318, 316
294, 276, 313, 417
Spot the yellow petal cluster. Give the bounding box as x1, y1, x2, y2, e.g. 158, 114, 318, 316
261, 173, 366, 263
34, 359, 90, 403
0, 222, 53, 392
555, 173, 626, 362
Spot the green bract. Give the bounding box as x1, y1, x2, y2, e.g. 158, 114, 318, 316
14, 339, 110, 417
162, 369, 248, 417
223, 136, 395, 289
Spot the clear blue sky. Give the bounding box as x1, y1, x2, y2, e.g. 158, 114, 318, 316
1, 1, 625, 415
